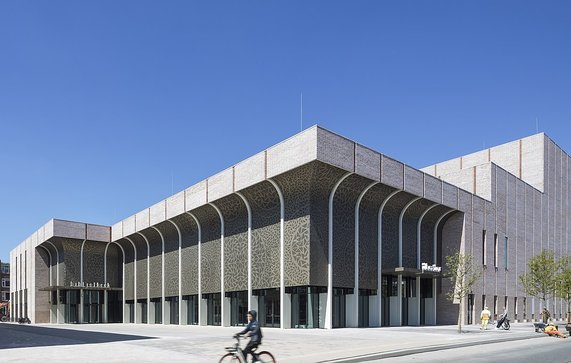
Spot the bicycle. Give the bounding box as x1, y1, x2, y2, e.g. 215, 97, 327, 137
218, 335, 276, 363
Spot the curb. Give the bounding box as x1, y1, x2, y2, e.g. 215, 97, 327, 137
317, 334, 546, 362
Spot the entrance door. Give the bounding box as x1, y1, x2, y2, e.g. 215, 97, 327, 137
229, 291, 248, 326
358, 290, 370, 327
332, 288, 346, 328
420, 278, 433, 325
206, 293, 221, 326
259, 289, 280, 328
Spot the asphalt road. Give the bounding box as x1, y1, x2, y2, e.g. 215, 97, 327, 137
381, 335, 571, 363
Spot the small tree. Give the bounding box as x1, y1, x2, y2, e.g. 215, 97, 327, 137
519, 250, 562, 321
556, 256, 571, 324
445, 252, 481, 333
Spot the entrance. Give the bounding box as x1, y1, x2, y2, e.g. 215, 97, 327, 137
332, 288, 347, 328
257, 288, 280, 327
62, 290, 80, 323
183, 295, 198, 325
381, 275, 397, 326
107, 291, 122, 323
83, 290, 104, 323
290, 286, 322, 328
401, 277, 416, 326
228, 291, 248, 326
205, 293, 221, 326
420, 278, 433, 325
358, 289, 374, 327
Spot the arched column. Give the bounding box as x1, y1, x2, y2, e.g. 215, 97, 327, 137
418, 204, 439, 269
377, 190, 401, 327
236, 192, 254, 312
37, 245, 53, 323
433, 209, 457, 324
267, 179, 286, 329
209, 203, 226, 326
352, 181, 378, 327
44, 241, 61, 323
136, 232, 151, 324
186, 212, 203, 325
124, 237, 138, 324
166, 220, 183, 325
105, 241, 125, 323
324, 172, 352, 330
151, 226, 166, 324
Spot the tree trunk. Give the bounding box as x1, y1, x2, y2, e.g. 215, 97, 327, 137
457, 296, 463, 333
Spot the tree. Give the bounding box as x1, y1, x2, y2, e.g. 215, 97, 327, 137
556, 256, 571, 324
445, 252, 481, 333
519, 250, 562, 320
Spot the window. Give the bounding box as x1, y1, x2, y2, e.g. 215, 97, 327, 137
482, 230, 487, 266
493, 234, 498, 268
1, 279, 9, 287
504, 237, 508, 270
1, 265, 9, 274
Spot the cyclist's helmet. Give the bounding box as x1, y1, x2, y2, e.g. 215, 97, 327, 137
247, 310, 257, 320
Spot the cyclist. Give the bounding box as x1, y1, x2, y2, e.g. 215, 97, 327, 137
234, 310, 263, 362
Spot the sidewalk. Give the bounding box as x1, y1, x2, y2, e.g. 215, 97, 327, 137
0, 321, 558, 362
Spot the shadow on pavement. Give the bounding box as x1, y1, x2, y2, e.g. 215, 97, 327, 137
0, 323, 155, 349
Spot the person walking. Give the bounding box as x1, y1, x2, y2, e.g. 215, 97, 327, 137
480, 306, 491, 330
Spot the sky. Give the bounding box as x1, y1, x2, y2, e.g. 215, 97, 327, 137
1, 1, 570, 262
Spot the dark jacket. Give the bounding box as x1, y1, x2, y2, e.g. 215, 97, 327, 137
239, 310, 263, 344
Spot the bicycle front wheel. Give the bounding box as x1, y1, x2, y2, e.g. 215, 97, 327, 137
218, 353, 244, 363
257, 351, 276, 363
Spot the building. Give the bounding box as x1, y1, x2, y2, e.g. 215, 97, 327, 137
1, 261, 10, 318
9, 126, 570, 328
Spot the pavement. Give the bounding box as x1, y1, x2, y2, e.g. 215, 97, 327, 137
0, 321, 568, 362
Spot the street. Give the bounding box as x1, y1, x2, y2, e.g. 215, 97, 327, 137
381, 337, 570, 363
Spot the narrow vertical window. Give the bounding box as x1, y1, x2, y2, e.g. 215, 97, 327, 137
504, 237, 508, 270
482, 230, 487, 266
493, 233, 498, 268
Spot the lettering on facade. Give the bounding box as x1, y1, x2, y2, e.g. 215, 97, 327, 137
69, 281, 110, 288
421, 263, 442, 273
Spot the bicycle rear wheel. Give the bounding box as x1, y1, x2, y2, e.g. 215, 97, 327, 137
256, 351, 276, 363
218, 353, 244, 363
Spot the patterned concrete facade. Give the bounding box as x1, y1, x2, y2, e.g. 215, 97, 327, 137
10, 127, 570, 329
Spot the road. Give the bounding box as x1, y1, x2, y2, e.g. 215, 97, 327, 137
381, 336, 571, 363
0, 321, 568, 362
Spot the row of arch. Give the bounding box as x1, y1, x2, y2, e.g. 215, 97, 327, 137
34, 163, 460, 327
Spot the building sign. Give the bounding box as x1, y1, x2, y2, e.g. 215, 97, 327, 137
69, 281, 110, 288
421, 263, 442, 273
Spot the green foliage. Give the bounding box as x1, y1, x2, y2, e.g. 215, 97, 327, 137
444, 252, 481, 333
556, 256, 571, 323
519, 250, 563, 304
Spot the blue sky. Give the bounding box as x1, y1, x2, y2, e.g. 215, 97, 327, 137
1, 1, 570, 261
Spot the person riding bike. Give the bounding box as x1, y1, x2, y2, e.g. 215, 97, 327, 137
234, 310, 263, 362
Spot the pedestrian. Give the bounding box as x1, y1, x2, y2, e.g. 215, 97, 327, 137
541, 307, 550, 324
544, 322, 567, 338
480, 306, 491, 330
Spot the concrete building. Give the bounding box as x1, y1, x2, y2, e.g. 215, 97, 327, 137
9, 126, 570, 328
1, 261, 10, 318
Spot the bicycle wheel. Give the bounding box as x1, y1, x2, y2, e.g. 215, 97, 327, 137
503, 321, 510, 330
256, 351, 276, 363
218, 353, 244, 363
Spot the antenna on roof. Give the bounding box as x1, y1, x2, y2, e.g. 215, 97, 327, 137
536, 117, 539, 133
300, 92, 303, 131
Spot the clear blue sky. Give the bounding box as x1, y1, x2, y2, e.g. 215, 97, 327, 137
1, 1, 570, 262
